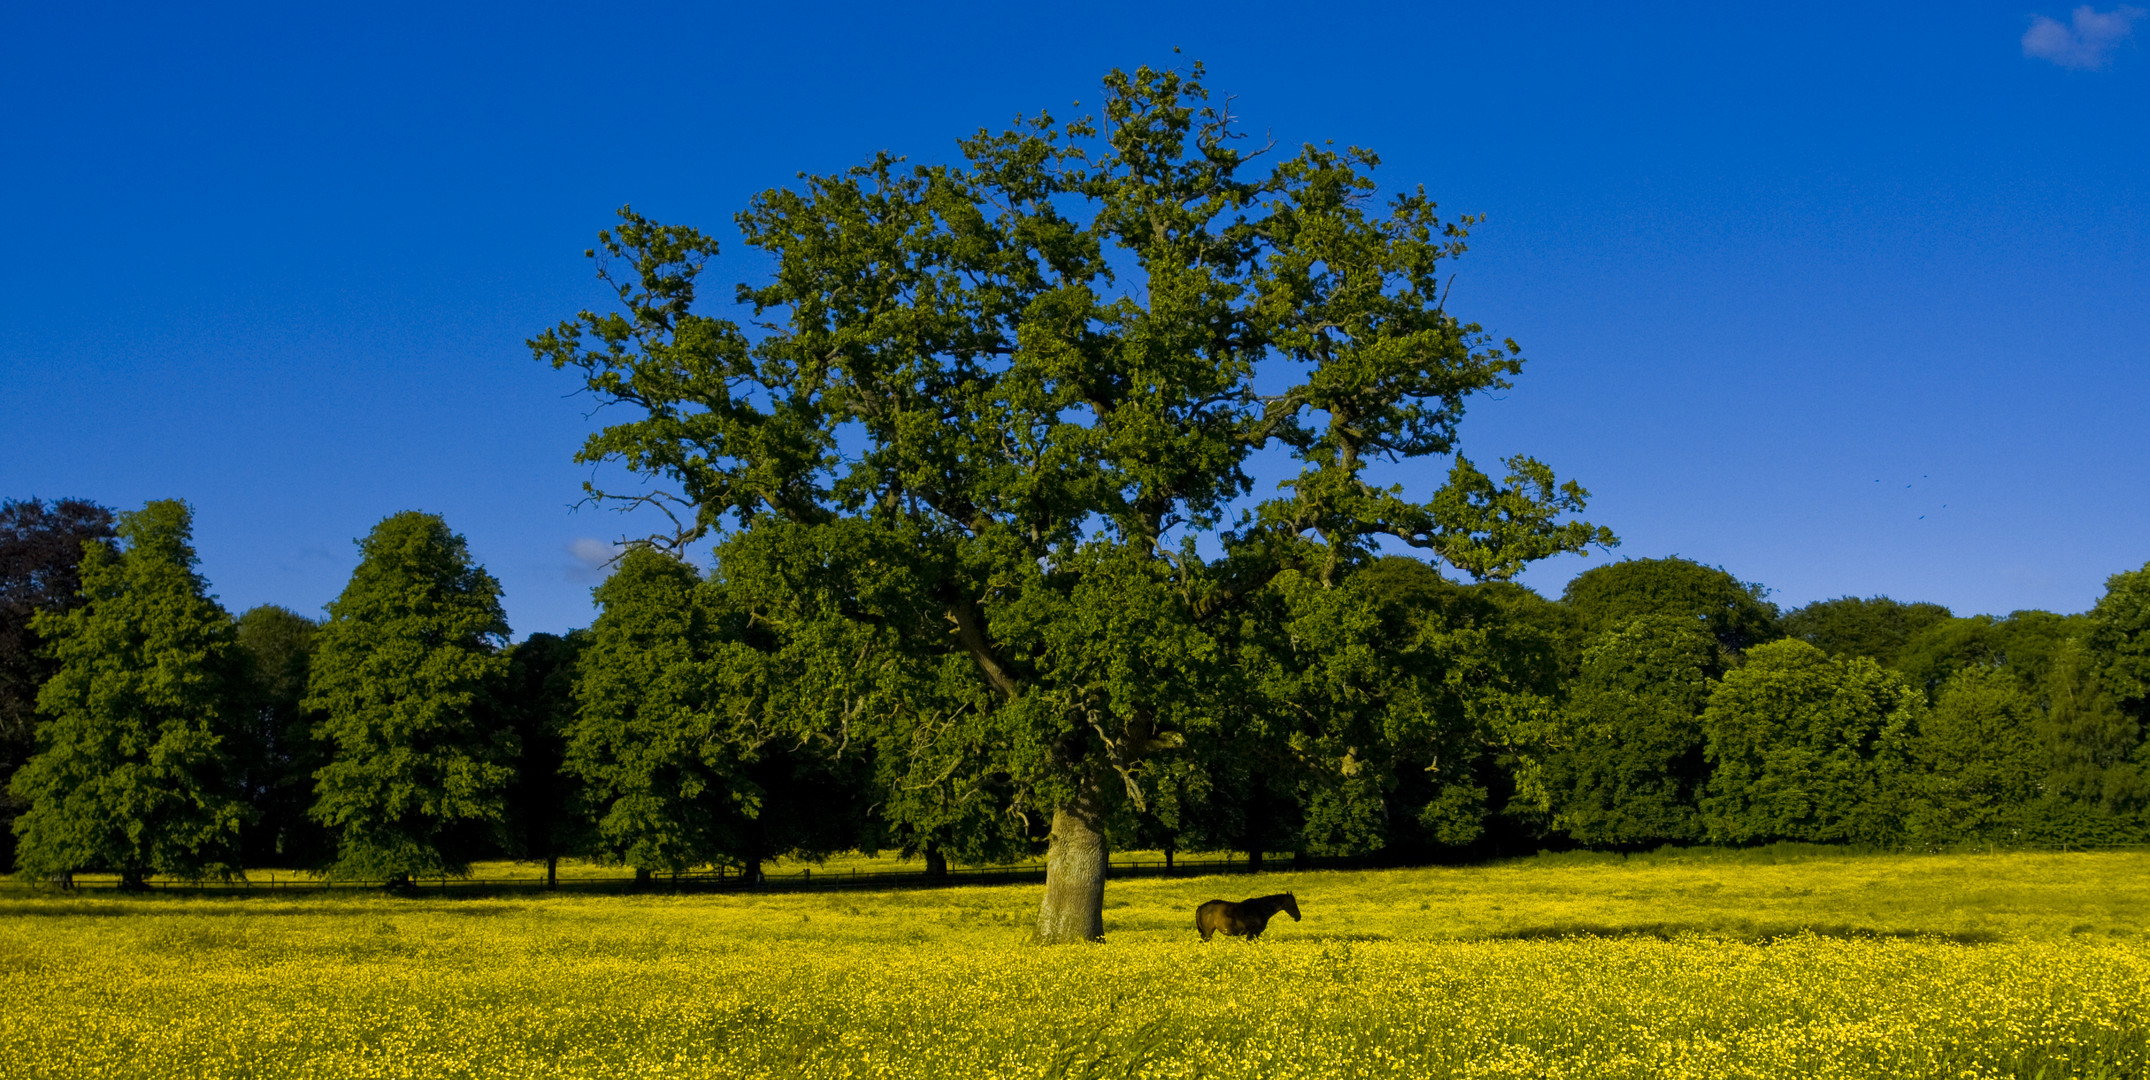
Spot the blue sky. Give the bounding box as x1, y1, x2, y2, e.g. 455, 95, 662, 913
3, 2, 2144, 636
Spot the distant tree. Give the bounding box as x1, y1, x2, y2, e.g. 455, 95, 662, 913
1893, 610, 2082, 701
307, 512, 515, 885
2025, 638, 2146, 843
0, 497, 115, 869
9, 500, 247, 888
2089, 561, 2150, 723
1226, 558, 1565, 864
1548, 614, 1721, 846
571, 548, 877, 882
499, 631, 593, 887
1780, 596, 1954, 666
566, 548, 735, 879
231, 605, 331, 867
1699, 639, 1920, 845
1562, 557, 1779, 654
1904, 667, 2042, 846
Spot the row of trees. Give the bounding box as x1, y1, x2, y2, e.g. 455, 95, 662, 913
7, 495, 2146, 897
7, 65, 2146, 943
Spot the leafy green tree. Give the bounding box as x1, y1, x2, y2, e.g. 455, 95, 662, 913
2089, 561, 2150, 723
568, 547, 870, 881
1893, 610, 2081, 701
1904, 667, 2041, 846
499, 631, 593, 887
2026, 638, 2145, 843
1548, 615, 1721, 846
0, 497, 115, 870
307, 512, 514, 885
1562, 557, 1779, 653
1231, 558, 1564, 862
1699, 639, 1920, 845
567, 547, 738, 878
232, 604, 332, 867
1781, 596, 1953, 667
533, 65, 1610, 940
9, 500, 246, 888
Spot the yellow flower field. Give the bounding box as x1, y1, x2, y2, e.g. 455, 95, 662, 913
4, 848, 2148, 1079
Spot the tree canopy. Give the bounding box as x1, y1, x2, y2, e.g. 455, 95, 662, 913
1699, 640, 1920, 845
232, 604, 329, 867
0, 497, 115, 868
1549, 614, 1720, 846
1780, 596, 1954, 667
307, 511, 515, 884
9, 500, 246, 887
1562, 557, 1779, 653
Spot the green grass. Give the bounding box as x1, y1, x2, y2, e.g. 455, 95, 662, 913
4, 848, 2148, 1078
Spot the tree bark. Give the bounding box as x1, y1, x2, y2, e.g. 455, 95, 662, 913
1247, 848, 1264, 873
924, 845, 948, 880
545, 855, 558, 890
1034, 782, 1109, 943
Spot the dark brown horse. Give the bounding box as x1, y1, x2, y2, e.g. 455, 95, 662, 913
1196, 892, 1301, 941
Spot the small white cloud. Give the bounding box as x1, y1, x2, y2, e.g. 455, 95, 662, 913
2024, 5, 2144, 69
565, 537, 623, 581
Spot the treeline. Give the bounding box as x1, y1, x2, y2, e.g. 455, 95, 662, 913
5, 495, 2146, 888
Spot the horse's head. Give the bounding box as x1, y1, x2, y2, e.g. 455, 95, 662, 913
1281, 892, 1301, 921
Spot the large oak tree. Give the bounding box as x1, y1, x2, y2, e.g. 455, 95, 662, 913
534, 64, 1609, 941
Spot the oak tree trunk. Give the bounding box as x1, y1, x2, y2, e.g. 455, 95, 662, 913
1034, 783, 1108, 943
545, 855, 558, 890
924, 845, 949, 880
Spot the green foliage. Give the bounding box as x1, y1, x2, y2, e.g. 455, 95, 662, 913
569, 547, 873, 877
231, 605, 331, 867
532, 63, 1609, 930
1904, 667, 2042, 846
0, 497, 115, 870
2023, 638, 2145, 843
566, 547, 740, 874
1779, 595, 1953, 666
1699, 639, 1921, 845
1892, 609, 2081, 701
499, 631, 593, 873
1562, 557, 1779, 653
1549, 615, 1721, 846
306, 512, 514, 883
1198, 558, 1567, 861
2089, 560, 2150, 715
8, 500, 246, 886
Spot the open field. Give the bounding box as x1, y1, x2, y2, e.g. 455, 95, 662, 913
4, 848, 2149, 1079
